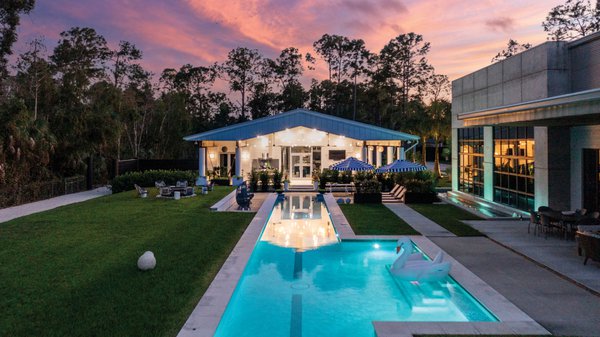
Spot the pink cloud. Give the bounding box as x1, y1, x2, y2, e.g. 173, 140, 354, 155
13, 0, 553, 83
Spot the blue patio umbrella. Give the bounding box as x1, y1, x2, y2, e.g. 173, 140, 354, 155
329, 157, 374, 171
375, 160, 427, 173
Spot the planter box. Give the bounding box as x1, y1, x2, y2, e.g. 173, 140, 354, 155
405, 192, 439, 204
211, 178, 230, 186
354, 193, 382, 204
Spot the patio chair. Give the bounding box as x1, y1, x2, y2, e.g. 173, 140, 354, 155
540, 212, 563, 239
159, 186, 172, 197
528, 210, 540, 235
576, 231, 600, 265
134, 184, 148, 198
576, 208, 587, 216
176, 180, 188, 188
588, 211, 599, 219
155, 180, 166, 189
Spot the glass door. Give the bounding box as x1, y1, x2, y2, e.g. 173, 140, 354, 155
291, 146, 311, 181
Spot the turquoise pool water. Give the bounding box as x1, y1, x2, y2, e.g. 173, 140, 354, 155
214, 195, 497, 337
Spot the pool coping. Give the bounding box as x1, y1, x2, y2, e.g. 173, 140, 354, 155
177, 193, 279, 337
178, 193, 550, 337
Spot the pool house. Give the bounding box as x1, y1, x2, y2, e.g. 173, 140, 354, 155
184, 109, 419, 186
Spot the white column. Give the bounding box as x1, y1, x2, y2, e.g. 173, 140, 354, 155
376, 147, 383, 167
199, 147, 206, 177
198, 146, 207, 186
235, 145, 242, 177
386, 147, 394, 164
483, 126, 494, 202
368, 146, 374, 164
361, 145, 368, 162
398, 146, 405, 160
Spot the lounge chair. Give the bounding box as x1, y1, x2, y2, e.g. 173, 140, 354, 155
392, 186, 407, 202
134, 184, 148, 198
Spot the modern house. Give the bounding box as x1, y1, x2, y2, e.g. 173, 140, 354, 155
184, 109, 419, 185
451, 31, 600, 213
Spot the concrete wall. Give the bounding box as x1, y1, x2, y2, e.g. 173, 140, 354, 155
569, 33, 600, 92
452, 41, 570, 122
570, 125, 600, 209
534, 126, 572, 210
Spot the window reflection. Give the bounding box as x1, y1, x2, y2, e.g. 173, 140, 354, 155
458, 127, 484, 197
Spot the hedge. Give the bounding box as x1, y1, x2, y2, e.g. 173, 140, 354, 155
110, 170, 197, 193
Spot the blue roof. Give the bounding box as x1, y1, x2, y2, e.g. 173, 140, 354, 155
184, 109, 419, 141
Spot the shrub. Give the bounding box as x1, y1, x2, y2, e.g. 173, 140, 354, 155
272, 169, 283, 190
393, 171, 437, 193
355, 178, 381, 194
248, 170, 259, 192
259, 170, 270, 192
110, 170, 196, 193
340, 171, 352, 184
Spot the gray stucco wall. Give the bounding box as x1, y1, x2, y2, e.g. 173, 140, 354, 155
570, 125, 600, 210
451, 41, 570, 124
569, 34, 600, 92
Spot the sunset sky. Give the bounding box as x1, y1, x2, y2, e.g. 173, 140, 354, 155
15, 0, 558, 83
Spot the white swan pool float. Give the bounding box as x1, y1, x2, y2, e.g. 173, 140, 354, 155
389, 237, 451, 282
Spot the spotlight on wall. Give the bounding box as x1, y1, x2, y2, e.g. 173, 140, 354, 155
209, 153, 215, 159
242, 152, 250, 160
377, 146, 384, 153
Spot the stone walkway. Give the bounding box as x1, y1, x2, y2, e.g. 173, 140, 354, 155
0, 187, 111, 223
384, 203, 455, 237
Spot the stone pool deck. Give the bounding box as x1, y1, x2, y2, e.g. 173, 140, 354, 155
385, 202, 600, 336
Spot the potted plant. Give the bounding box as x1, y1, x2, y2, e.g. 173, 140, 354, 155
283, 179, 290, 191
232, 175, 244, 186
312, 172, 320, 191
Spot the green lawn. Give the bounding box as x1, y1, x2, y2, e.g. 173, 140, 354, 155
0, 187, 254, 337
339, 203, 420, 235
408, 203, 484, 236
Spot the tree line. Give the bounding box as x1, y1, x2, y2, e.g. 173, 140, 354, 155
1, 0, 597, 189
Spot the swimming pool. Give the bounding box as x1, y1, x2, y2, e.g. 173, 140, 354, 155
214, 194, 497, 337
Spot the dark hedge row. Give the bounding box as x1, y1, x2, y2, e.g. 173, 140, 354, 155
110, 170, 196, 193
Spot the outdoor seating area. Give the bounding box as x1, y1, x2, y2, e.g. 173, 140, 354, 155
529, 206, 600, 239
527, 206, 600, 266
154, 180, 196, 198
